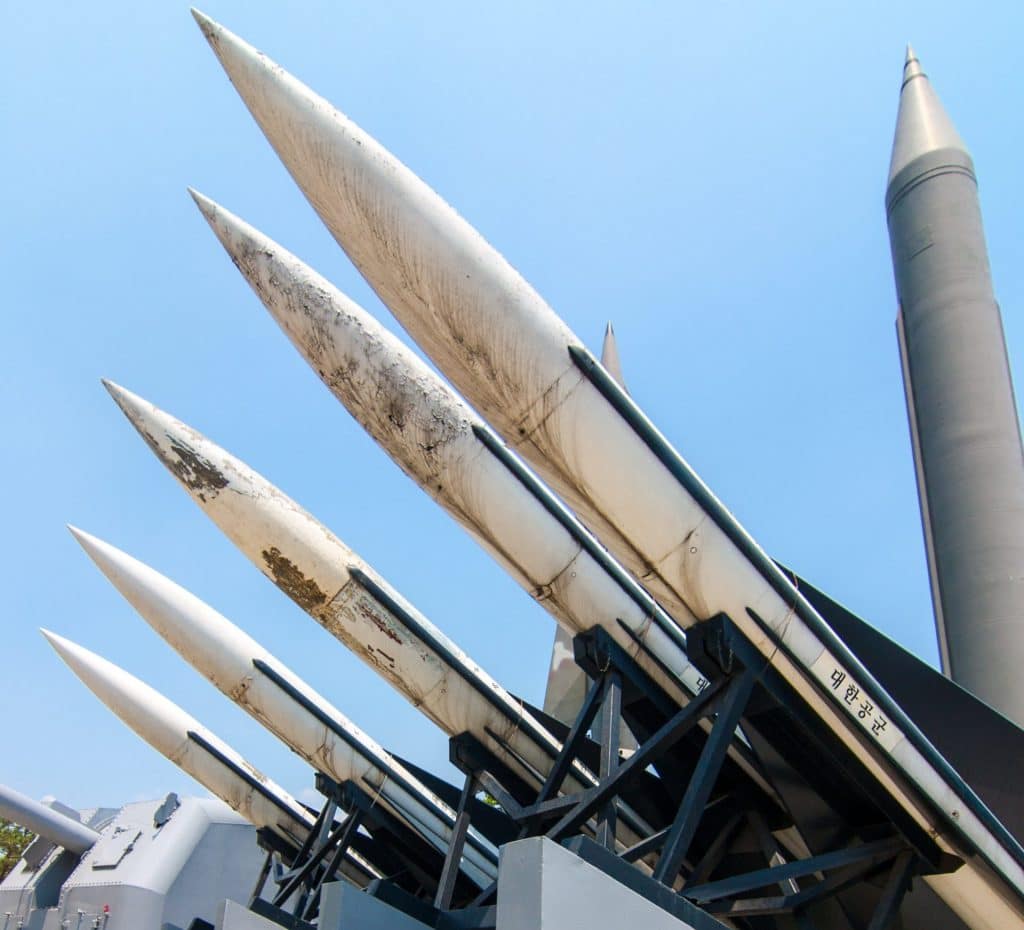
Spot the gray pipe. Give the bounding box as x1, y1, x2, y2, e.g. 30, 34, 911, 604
0, 784, 99, 855
886, 47, 1024, 727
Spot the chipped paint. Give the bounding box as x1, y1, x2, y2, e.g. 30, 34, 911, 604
260, 546, 328, 611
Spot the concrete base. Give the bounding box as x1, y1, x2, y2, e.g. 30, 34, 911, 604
217, 899, 284, 930
221, 838, 708, 929
321, 881, 433, 928
496, 838, 699, 930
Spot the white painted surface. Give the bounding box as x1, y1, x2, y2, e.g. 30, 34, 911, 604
68, 527, 497, 885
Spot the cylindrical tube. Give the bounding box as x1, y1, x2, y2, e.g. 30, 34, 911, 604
0, 784, 98, 855
886, 49, 1024, 724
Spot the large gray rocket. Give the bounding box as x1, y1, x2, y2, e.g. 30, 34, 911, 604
886, 48, 1024, 726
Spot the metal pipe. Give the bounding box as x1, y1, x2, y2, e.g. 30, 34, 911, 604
0, 784, 98, 855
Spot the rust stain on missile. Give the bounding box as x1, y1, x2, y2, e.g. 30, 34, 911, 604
261, 546, 328, 611
166, 436, 230, 502
355, 598, 403, 645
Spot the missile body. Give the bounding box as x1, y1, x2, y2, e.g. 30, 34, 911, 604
102, 384, 598, 809
190, 198, 784, 800
69, 527, 496, 886
39, 632, 349, 865
189, 11, 651, 591
189, 193, 709, 713
191, 15, 1024, 922
886, 50, 1024, 726
0, 784, 99, 855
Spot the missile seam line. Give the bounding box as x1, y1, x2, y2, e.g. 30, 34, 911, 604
251, 658, 498, 866
346, 567, 560, 760
185, 729, 311, 829
885, 148, 976, 213
470, 423, 690, 657
568, 344, 1024, 878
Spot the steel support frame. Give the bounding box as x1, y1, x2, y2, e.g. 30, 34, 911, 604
442, 617, 932, 928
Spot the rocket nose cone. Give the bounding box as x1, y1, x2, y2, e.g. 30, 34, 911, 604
887, 45, 969, 188
101, 379, 148, 427
190, 8, 220, 44
903, 44, 922, 82
187, 190, 252, 259
39, 627, 65, 651
40, 629, 104, 687
187, 187, 219, 224
66, 524, 104, 557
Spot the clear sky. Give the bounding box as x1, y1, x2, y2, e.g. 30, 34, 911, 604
3, 2, 1023, 811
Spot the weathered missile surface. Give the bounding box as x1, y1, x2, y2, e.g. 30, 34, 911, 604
887, 48, 1024, 727
41, 630, 319, 857
68, 526, 497, 886
189, 10, 647, 580
0, 784, 99, 855
189, 15, 1024, 921
188, 192, 710, 712
101, 382, 592, 806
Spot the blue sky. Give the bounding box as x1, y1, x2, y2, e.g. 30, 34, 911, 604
3, 2, 1023, 810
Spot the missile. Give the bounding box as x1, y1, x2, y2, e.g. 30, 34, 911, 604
189, 195, 780, 802
886, 48, 1024, 727
0, 784, 99, 856
101, 382, 605, 812
188, 192, 707, 710
190, 15, 1024, 919
40, 631, 382, 887
189, 10, 647, 583
40, 631, 326, 853
68, 526, 497, 886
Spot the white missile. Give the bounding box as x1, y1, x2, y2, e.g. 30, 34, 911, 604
39, 629, 381, 886
191, 14, 1024, 922
189, 10, 648, 588
67, 526, 497, 886
101, 382, 602, 811
189, 195, 778, 800
188, 192, 707, 710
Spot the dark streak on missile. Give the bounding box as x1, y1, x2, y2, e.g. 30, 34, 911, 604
260, 546, 328, 611
166, 436, 230, 503
354, 598, 404, 645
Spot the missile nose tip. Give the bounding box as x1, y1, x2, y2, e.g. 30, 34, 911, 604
39, 628, 72, 657
187, 187, 219, 225
902, 43, 924, 81
66, 524, 103, 556
101, 378, 125, 403
190, 7, 218, 40
100, 379, 145, 423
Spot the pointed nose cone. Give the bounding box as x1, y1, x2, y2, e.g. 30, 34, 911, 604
187, 191, 441, 457
888, 46, 970, 187
67, 526, 251, 686
186, 190, 346, 377
600, 322, 627, 393
101, 381, 355, 619
102, 378, 231, 506
40, 629, 194, 760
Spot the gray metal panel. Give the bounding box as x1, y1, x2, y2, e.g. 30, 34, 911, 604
319, 882, 432, 929
1, 797, 265, 930
495, 838, 700, 930
217, 899, 287, 930
886, 51, 1024, 729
